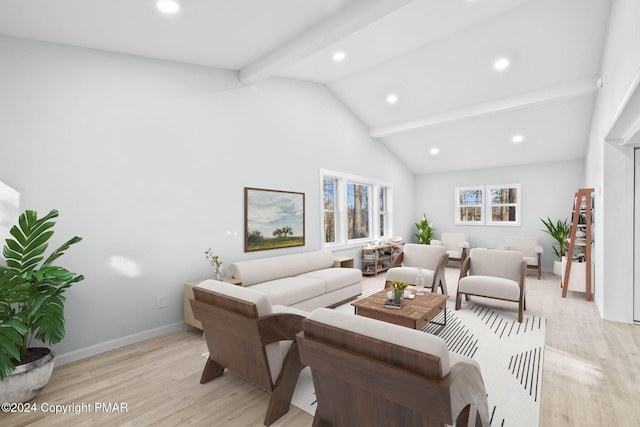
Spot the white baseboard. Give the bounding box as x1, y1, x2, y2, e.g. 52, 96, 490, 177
54, 321, 186, 366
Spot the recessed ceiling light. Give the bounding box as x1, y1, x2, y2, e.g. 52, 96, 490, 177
430, 148, 440, 155
386, 93, 398, 105
493, 57, 510, 71
157, 0, 180, 14
332, 51, 346, 62
511, 134, 524, 143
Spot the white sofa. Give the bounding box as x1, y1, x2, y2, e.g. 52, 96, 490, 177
227, 250, 362, 311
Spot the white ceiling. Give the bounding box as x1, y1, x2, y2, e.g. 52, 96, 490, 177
0, 0, 612, 174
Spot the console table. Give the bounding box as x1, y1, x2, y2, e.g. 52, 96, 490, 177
183, 277, 242, 331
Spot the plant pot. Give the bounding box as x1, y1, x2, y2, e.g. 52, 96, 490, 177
553, 260, 563, 276
0, 348, 55, 403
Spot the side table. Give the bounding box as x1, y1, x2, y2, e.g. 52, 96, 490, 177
184, 277, 242, 331
333, 256, 355, 268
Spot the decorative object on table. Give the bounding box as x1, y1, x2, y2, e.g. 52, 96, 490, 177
415, 268, 425, 295
414, 213, 434, 244
540, 217, 570, 276
244, 187, 305, 252
386, 279, 410, 307
0, 209, 84, 403
204, 248, 223, 280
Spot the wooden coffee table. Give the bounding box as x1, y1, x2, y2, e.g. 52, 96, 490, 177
351, 289, 448, 330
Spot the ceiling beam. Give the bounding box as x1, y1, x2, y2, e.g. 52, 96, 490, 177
239, 0, 414, 85
369, 76, 599, 139
604, 68, 640, 146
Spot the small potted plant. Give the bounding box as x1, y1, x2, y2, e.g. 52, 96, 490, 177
387, 280, 410, 305
204, 248, 223, 280
540, 217, 570, 276
414, 214, 434, 244
0, 209, 84, 402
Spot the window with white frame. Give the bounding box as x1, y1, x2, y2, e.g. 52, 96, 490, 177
321, 170, 392, 248
486, 184, 521, 226
322, 177, 337, 244
455, 186, 484, 225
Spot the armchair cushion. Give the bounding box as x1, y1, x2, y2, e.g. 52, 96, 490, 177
432, 233, 469, 262
467, 248, 523, 282
500, 236, 543, 263
458, 275, 521, 301
402, 243, 446, 268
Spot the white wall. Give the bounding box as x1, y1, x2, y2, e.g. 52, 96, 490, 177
416, 160, 584, 272
584, 0, 640, 323
0, 35, 415, 362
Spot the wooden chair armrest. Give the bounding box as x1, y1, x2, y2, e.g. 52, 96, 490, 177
391, 251, 404, 268
258, 313, 306, 345
459, 256, 471, 281
432, 253, 449, 288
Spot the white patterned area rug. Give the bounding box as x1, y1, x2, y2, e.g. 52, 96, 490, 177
291, 291, 546, 427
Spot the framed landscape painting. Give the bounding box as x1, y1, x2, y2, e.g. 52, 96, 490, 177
244, 187, 305, 252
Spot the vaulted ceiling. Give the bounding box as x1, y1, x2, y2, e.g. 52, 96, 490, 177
0, 0, 612, 173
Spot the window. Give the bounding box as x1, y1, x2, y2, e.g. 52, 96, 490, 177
321, 170, 392, 248
486, 184, 521, 226
347, 182, 370, 239
322, 178, 337, 243
454, 184, 521, 226
455, 186, 484, 225
379, 187, 388, 238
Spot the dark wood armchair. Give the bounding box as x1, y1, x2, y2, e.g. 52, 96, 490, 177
190, 280, 306, 426
296, 308, 490, 427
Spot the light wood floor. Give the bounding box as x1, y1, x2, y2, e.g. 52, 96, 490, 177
5, 268, 639, 426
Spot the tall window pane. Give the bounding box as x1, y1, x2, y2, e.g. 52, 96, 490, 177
323, 178, 336, 243
379, 187, 387, 237
347, 182, 369, 239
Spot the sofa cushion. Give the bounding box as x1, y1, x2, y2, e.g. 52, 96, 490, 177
458, 275, 521, 301
386, 266, 435, 287
447, 250, 463, 260
297, 267, 361, 293
228, 250, 334, 286
250, 277, 326, 307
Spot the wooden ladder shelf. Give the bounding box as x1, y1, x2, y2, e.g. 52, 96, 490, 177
562, 188, 594, 300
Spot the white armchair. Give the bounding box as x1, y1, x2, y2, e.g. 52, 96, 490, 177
385, 243, 449, 293
498, 236, 544, 279
456, 248, 527, 322
431, 233, 470, 266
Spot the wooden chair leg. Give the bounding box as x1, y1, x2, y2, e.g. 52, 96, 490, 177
200, 357, 225, 384
455, 292, 462, 310
264, 342, 305, 426
440, 276, 448, 294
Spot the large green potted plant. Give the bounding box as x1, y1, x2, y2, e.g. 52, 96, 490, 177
540, 217, 570, 276
0, 209, 84, 402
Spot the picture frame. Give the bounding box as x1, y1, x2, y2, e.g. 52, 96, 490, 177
244, 187, 305, 252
